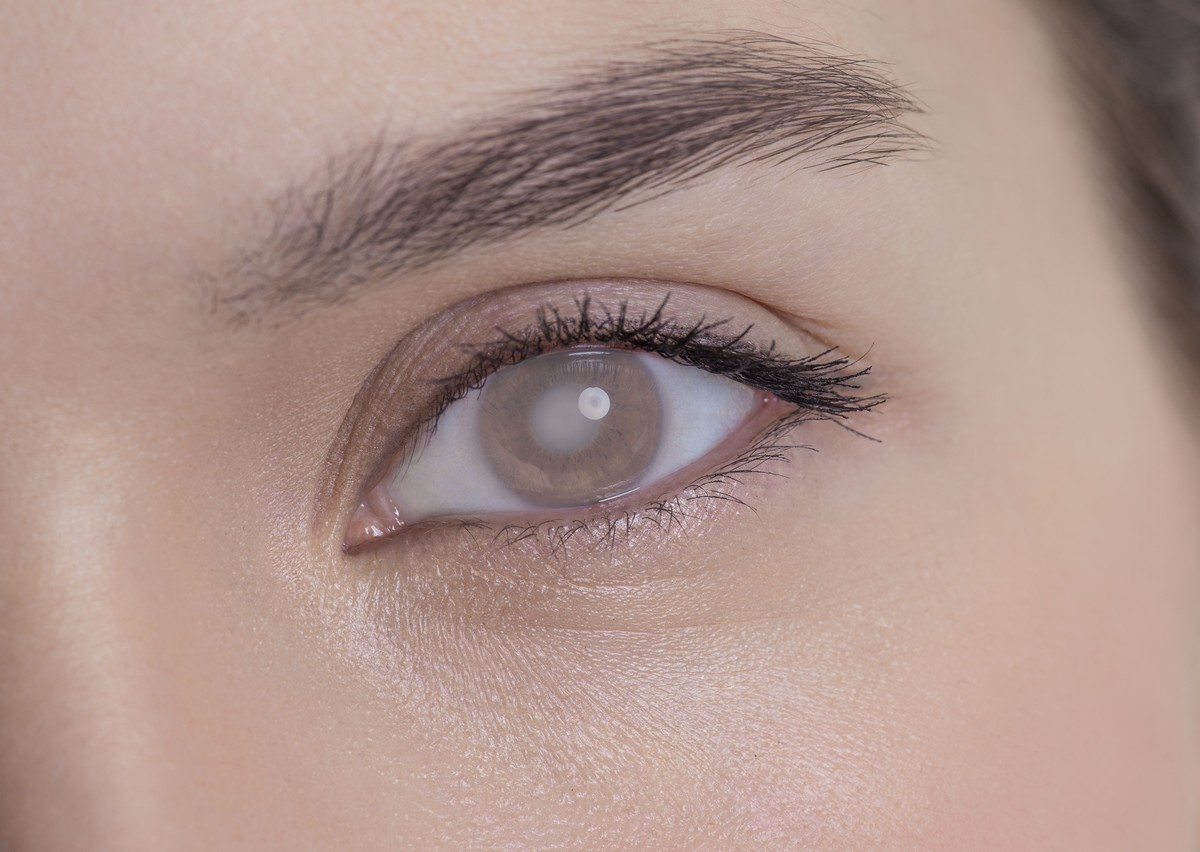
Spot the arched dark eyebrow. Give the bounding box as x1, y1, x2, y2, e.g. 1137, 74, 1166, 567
216, 32, 926, 324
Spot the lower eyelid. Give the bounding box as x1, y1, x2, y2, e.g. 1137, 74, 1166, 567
357, 406, 810, 569
343, 384, 795, 554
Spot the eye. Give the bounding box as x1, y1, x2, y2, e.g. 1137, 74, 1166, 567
344, 346, 786, 550
331, 288, 885, 556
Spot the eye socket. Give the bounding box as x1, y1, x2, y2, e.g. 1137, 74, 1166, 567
344, 346, 784, 550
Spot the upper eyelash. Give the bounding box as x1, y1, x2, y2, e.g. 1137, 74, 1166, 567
427, 294, 886, 428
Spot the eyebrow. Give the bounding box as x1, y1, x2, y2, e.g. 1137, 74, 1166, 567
215, 32, 926, 324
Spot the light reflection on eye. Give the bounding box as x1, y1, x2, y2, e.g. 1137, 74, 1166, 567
344, 347, 779, 550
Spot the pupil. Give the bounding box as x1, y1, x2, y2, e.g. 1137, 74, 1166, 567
531, 385, 599, 453
479, 349, 663, 506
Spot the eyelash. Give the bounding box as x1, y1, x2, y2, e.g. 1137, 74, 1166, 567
432, 295, 883, 425
359, 295, 884, 554
470, 408, 820, 556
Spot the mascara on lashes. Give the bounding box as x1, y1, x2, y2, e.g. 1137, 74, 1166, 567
428, 295, 886, 427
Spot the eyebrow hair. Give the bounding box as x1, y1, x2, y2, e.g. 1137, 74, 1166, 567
215, 32, 926, 324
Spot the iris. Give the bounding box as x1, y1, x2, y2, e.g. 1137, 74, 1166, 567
480, 350, 661, 505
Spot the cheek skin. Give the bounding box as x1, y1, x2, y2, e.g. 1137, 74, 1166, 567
298, 564, 938, 848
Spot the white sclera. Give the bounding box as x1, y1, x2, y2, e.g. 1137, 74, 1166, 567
578, 387, 611, 421
387, 352, 763, 521
636, 354, 761, 485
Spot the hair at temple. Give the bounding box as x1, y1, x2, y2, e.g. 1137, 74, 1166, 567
1047, 0, 1200, 373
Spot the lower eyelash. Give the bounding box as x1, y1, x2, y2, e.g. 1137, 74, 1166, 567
403, 407, 822, 558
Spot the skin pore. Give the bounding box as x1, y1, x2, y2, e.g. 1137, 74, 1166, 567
1, 1, 1199, 849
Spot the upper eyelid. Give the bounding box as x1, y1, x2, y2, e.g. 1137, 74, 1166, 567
430, 298, 883, 422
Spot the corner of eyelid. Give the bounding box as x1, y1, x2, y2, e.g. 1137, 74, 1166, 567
311, 342, 412, 545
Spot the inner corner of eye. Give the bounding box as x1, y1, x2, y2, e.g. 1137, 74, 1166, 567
343, 347, 783, 551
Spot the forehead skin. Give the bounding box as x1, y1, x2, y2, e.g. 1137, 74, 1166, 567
2, 1, 1200, 850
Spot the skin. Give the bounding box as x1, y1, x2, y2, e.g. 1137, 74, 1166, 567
2, 0, 1199, 849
